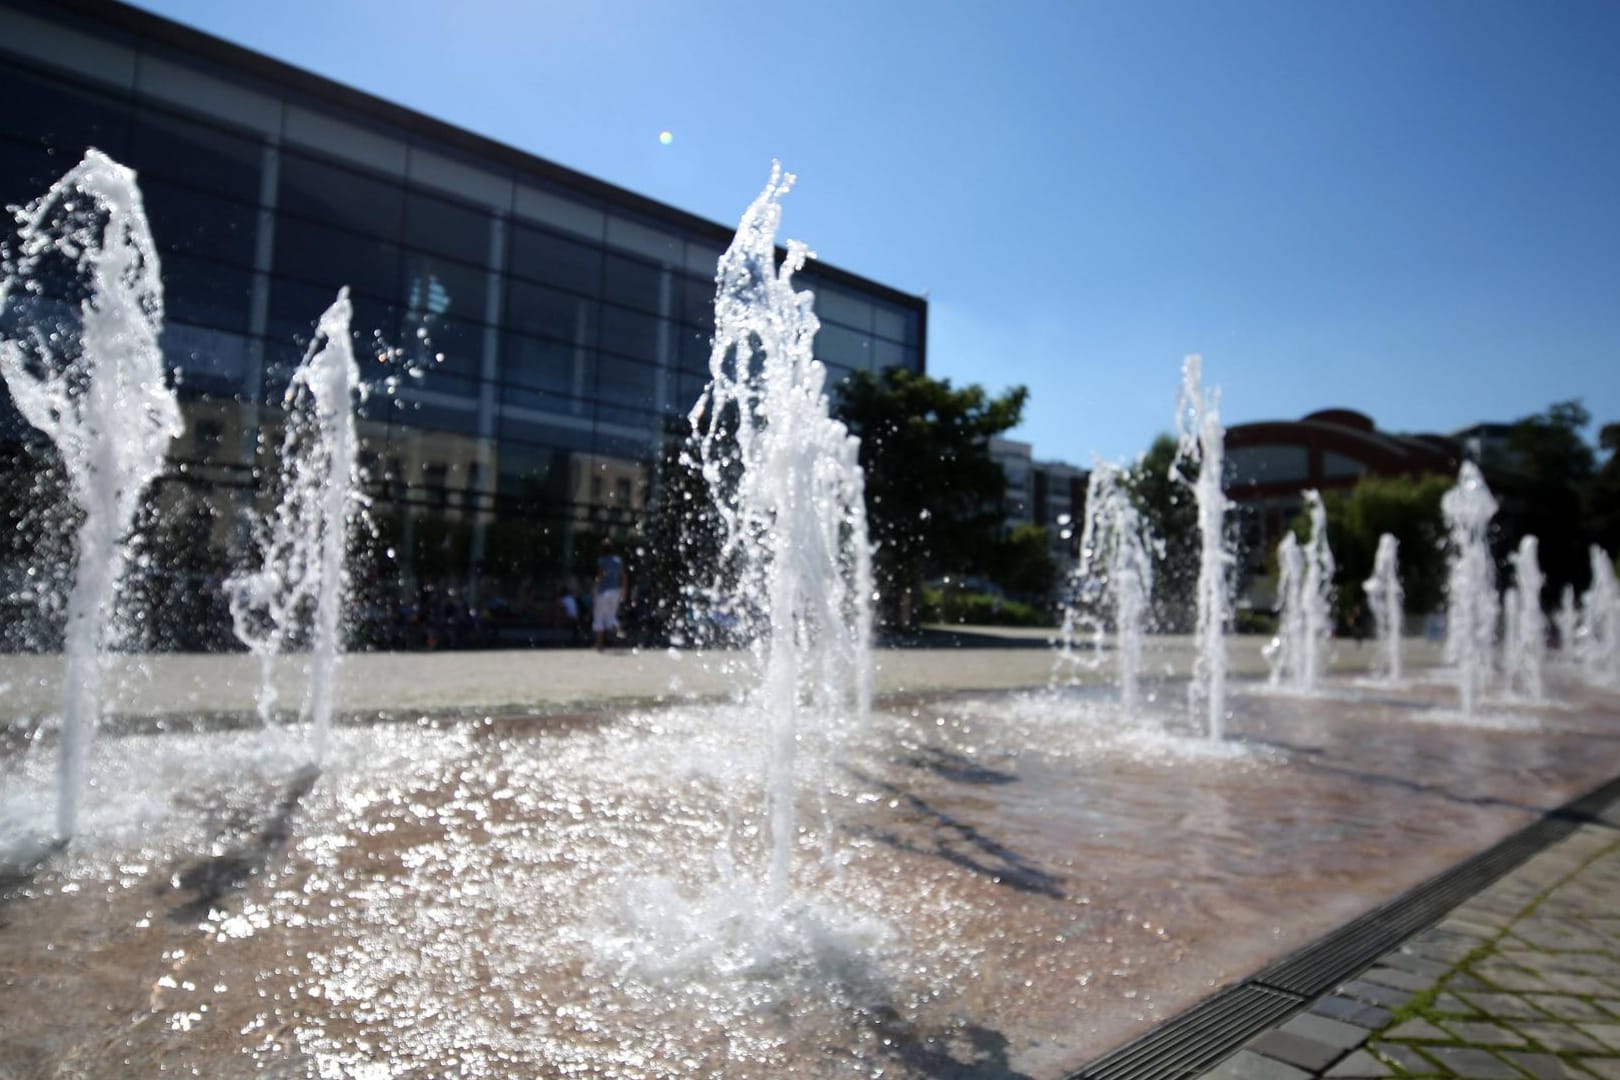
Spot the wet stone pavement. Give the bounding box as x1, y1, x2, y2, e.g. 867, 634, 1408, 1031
1200, 812, 1620, 1080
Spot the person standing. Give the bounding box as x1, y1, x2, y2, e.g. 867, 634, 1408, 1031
593, 538, 628, 650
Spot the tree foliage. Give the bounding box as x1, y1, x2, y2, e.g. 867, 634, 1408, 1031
1309, 473, 1451, 625
833, 368, 1027, 627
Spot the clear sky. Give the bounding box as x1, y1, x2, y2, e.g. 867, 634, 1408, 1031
130, 0, 1620, 465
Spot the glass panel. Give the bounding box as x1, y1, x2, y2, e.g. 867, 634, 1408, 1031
677, 328, 712, 375
508, 222, 602, 293
142, 178, 259, 267
404, 315, 484, 383
129, 106, 261, 203
402, 252, 486, 327
0, 65, 130, 157
814, 321, 872, 370
594, 354, 659, 413
279, 150, 405, 239
676, 273, 715, 330
0, 136, 60, 202
163, 323, 250, 389
870, 336, 904, 373
161, 253, 254, 332
601, 252, 664, 314
504, 279, 595, 344
812, 282, 874, 333
403, 189, 490, 265
1226, 444, 1309, 486
501, 333, 588, 398
604, 214, 679, 263
272, 216, 401, 301
597, 305, 662, 362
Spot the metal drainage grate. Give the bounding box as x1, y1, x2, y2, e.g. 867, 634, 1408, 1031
1066, 771, 1620, 1080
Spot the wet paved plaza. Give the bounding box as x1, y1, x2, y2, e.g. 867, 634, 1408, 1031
2, 640, 1618, 1077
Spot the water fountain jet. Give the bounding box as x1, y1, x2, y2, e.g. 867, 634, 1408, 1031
1441, 462, 1499, 719
0, 149, 182, 839
1171, 355, 1230, 740
1362, 533, 1403, 683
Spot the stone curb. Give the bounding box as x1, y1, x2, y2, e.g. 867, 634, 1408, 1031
1196, 823, 1620, 1080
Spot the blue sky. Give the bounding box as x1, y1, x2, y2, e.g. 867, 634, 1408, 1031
131, 0, 1620, 465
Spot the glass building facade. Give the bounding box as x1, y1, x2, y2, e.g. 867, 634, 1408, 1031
0, 0, 926, 647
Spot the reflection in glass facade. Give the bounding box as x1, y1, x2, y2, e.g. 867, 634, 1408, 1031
0, 0, 926, 647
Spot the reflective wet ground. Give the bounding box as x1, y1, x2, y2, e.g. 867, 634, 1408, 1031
3, 666, 1619, 1078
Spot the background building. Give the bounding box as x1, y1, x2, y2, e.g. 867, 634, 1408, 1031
0, 0, 926, 647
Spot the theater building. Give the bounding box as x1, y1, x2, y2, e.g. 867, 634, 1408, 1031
0, 0, 927, 646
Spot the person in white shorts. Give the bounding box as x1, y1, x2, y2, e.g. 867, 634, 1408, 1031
593, 538, 627, 650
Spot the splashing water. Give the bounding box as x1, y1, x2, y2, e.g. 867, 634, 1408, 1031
1504, 536, 1546, 701
1442, 462, 1499, 719
1555, 584, 1579, 661
0, 150, 182, 840
1580, 545, 1619, 686
227, 290, 364, 762
1362, 533, 1403, 683
1267, 532, 1305, 688
1058, 460, 1155, 719
687, 164, 874, 909
1171, 355, 1230, 740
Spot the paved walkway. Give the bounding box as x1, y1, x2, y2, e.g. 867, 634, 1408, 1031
1201, 813, 1620, 1080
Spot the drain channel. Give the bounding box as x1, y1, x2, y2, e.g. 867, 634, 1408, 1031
1065, 771, 1620, 1080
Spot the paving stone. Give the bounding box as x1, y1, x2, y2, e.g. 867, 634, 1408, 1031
1380, 950, 1457, 980
1341, 980, 1416, 1010
1369, 1042, 1439, 1075
1310, 995, 1393, 1030
1533, 974, 1620, 998
1386, 1017, 1453, 1041
1450, 973, 1499, 992
1514, 1022, 1611, 1053
1324, 1049, 1393, 1078
1478, 967, 1559, 994
1248, 1029, 1346, 1072
1282, 1013, 1372, 1051
1577, 1058, 1620, 1080
1200, 1049, 1314, 1080
1528, 996, 1616, 1022
1460, 992, 1550, 1020
1599, 1000, 1620, 1022
1437, 993, 1485, 1017
1363, 967, 1436, 993
1443, 1021, 1530, 1047
1442, 917, 1508, 941
1578, 1024, 1620, 1052
1423, 1045, 1524, 1078
1500, 1051, 1591, 1080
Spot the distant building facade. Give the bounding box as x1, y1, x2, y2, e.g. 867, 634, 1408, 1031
0, 0, 926, 647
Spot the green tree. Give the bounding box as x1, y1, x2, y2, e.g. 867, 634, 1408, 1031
1490, 399, 1597, 603
1306, 473, 1450, 628
987, 522, 1059, 600
833, 368, 1027, 628
1583, 422, 1620, 559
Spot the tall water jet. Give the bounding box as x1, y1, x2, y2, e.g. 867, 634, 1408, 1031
1581, 546, 1619, 685
1504, 536, 1546, 701
688, 165, 873, 907
228, 290, 364, 762
1267, 491, 1334, 691
1555, 585, 1579, 659
1171, 355, 1230, 740
1362, 533, 1403, 683
1059, 460, 1155, 719
0, 150, 182, 839
1267, 533, 1306, 688
1441, 462, 1499, 719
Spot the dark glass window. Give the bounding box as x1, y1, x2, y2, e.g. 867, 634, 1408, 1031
676, 273, 716, 330
279, 151, 404, 239
402, 252, 486, 326
394, 398, 480, 436
597, 305, 663, 362
265, 276, 399, 358
161, 253, 254, 332
677, 329, 713, 375
0, 65, 130, 158
0, 136, 65, 207
594, 354, 659, 413
142, 179, 259, 267
601, 252, 663, 314
508, 222, 602, 293
403, 316, 483, 383
129, 107, 261, 203
163, 323, 250, 391
273, 217, 401, 301
404, 190, 490, 265
815, 321, 872, 370
505, 279, 595, 344
502, 333, 586, 397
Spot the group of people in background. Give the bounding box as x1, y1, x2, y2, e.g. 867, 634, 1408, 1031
556, 538, 632, 650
